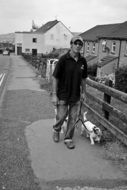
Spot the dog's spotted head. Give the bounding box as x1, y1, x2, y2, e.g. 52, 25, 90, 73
93, 127, 102, 142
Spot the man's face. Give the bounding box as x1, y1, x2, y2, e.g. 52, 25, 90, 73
71, 40, 83, 53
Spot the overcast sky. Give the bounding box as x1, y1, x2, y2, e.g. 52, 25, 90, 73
0, 0, 127, 34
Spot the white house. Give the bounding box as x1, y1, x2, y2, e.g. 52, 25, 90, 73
15, 20, 73, 55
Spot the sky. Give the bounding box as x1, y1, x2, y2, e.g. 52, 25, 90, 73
0, 0, 127, 34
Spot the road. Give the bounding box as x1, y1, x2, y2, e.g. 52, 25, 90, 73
0, 54, 127, 190
0, 55, 11, 99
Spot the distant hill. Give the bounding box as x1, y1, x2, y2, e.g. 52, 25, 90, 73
72, 32, 81, 36
0, 33, 15, 43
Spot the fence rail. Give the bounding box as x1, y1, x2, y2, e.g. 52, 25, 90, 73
85, 78, 127, 146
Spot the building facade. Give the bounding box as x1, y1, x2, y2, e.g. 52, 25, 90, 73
80, 21, 127, 79
15, 20, 73, 55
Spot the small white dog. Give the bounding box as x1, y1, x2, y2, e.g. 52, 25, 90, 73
81, 112, 102, 145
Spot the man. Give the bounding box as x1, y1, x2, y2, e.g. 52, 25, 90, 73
51, 36, 87, 149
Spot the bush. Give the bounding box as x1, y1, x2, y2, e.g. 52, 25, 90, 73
115, 66, 127, 93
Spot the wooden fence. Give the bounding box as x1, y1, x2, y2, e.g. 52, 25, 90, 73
84, 78, 127, 146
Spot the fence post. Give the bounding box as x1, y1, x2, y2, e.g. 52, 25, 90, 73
103, 79, 112, 120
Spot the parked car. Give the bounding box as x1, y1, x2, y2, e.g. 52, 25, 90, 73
3, 50, 10, 56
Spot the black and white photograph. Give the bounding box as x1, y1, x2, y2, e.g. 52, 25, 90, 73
0, 0, 127, 189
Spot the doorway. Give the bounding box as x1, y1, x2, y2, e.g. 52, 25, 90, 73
17, 46, 22, 55
32, 49, 37, 56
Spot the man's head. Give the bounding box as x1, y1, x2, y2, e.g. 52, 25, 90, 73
70, 36, 83, 54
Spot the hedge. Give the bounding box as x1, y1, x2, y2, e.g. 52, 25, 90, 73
115, 65, 127, 93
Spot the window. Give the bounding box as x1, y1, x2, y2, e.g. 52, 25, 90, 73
17, 43, 22, 46
102, 40, 107, 52
32, 38, 37, 43
92, 42, 96, 53
86, 42, 90, 53
111, 41, 116, 53
125, 41, 127, 56
25, 48, 30, 53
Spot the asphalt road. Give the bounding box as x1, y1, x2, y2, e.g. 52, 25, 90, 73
0, 54, 11, 71
0, 54, 127, 190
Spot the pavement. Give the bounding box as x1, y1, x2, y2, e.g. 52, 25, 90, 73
5, 55, 127, 190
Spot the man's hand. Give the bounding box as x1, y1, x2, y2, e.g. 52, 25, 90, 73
51, 93, 58, 106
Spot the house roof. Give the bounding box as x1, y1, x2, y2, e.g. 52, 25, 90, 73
34, 20, 59, 34
100, 21, 127, 40
98, 55, 118, 67
80, 21, 127, 41
80, 23, 119, 41
85, 55, 97, 62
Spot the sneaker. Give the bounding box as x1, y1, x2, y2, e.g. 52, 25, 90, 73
53, 130, 60, 143
64, 139, 75, 149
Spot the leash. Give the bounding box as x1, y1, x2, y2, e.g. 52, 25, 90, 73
71, 100, 90, 133
54, 99, 90, 134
